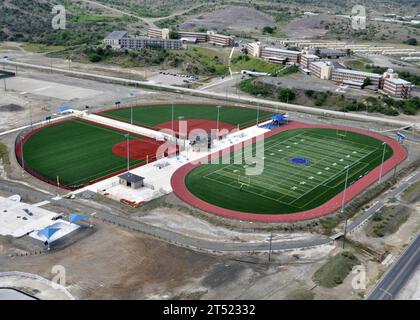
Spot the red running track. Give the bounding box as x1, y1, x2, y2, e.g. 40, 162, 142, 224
171, 121, 407, 223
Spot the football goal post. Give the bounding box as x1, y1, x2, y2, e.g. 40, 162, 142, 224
237, 174, 251, 190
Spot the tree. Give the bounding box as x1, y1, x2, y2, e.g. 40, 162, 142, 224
262, 26, 275, 34
363, 77, 372, 88
405, 38, 418, 46
169, 30, 179, 39
277, 88, 296, 103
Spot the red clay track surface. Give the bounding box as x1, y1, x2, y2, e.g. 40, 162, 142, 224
112, 138, 173, 160
171, 121, 407, 223
156, 119, 236, 137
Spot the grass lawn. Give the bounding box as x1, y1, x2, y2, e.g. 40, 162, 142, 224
313, 252, 359, 287
22, 120, 145, 187
22, 43, 65, 53
185, 128, 393, 214
0, 142, 9, 164
367, 205, 410, 237
401, 180, 420, 203
231, 55, 286, 74
100, 104, 274, 129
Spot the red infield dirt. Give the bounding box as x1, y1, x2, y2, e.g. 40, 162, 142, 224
112, 138, 176, 160
155, 119, 236, 137
171, 122, 407, 223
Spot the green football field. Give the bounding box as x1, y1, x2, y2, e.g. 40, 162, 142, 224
22, 120, 146, 187
185, 128, 393, 214
100, 104, 274, 128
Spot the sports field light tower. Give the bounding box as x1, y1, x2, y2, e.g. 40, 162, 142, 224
256, 94, 262, 125
379, 142, 387, 183
216, 105, 222, 133
341, 164, 350, 249
125, 133, 130, 173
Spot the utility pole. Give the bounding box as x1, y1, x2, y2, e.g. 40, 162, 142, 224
342, 217, 348, 249
268, 232, 273, 262
379, 142, 387, 183
126, 133, 130, 173
171, 103, 174, 132
216, 105, 222, 133
341, 165, 350, 213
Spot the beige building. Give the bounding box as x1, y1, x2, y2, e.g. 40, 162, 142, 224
300, 54, 320, 68
261, 47, 301, 64
308, 61, 333, 80
206, 31, 234, 47
383, 78, 412, 98
246, 42, 262, 57
331, 68, 382, 86
177, 31, 208, 43
148, 28, 170, 39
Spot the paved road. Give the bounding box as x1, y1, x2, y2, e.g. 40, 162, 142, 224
368, 234, 420, 300
3, 59, 418, 128
347, 171, 420, 234
93, 170, 420, 252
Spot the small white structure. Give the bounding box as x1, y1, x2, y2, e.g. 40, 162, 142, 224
119, 172, 145, 189
0, 196, 59, 238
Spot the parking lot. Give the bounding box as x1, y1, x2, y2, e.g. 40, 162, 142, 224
148, 71, 198, 86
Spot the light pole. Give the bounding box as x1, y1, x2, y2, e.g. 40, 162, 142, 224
130, 105, 133, 126
341, 165, 350, 213
268, 232, 273, 262
256, 94, 262, 126
216, 105, 222, 134
126, 133, 130, 173
171, 102, 174, 132
177, 115, 185, 146
21, 139, 24, 174
379, 142, 387, 183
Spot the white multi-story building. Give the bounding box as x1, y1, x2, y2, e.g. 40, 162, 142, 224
104, 31, 185, 50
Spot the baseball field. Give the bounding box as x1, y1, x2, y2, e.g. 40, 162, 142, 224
99, 104, 274, 134
18, 119, 163, 188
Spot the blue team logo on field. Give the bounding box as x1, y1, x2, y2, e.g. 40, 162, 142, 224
289, 157, 310, 165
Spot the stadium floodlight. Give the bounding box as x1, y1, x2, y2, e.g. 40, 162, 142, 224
171, 103, 175, 131
216, 105, 222, 133
256, 94, 262, 125
341, 165, 350, 213
125, 133, 130, 172
379, 142, 387, 183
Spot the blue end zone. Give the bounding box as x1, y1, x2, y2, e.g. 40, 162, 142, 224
289, 157, 310, 165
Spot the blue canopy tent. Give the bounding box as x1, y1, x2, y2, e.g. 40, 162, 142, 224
271, 115, 286, 121
38, 227, 60, 240
58, 106, 73, 114
69, 214, 90, 224
396, 132, 406, 143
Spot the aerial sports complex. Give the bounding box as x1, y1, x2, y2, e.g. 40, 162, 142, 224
15, 102, 407, 222
15, 103, 273, 189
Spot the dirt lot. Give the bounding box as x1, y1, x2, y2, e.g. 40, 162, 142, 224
180, 6, 274, 33
0, 217, 335, 300
284, 14, 331, 39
